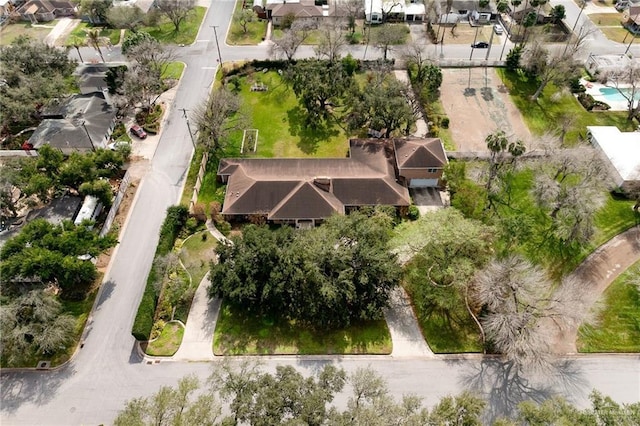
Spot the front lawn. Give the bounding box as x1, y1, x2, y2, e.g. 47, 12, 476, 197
232, 71, 349, 158
227, 0, 267, 45
145, 322, 184, 356
497, 69, 637, 145
592, 193, 638, 247
134, 6, 206, 45
64, 22, 121, 46
588, 13, 624, 27
162, 61, 185, 80
178, 230, 218, 286
0, 20, 58, 45
577, 261, 640, 352
213, 302, 392, 355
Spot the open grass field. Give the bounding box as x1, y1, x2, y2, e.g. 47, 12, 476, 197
134, 6, 206, 45
599, 26, 636, 43
213, 302, 392, 355
588, 13, 624, 27
497, 69, 637, 145
578, 262, 640, 352
64, 22, 120, 46
145, 322, 184, 356
178, 230, 217, 286
0, 20, 58, 45
227, 0, 267, 45
233, 71, 350, 158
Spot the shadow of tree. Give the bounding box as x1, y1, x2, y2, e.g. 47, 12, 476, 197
0, 365, 73, 415
458, 358, 586, 423
287, 107, 340, 155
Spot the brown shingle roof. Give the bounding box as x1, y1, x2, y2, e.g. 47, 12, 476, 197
218, 139, 412, 220
394, 138, 447, 169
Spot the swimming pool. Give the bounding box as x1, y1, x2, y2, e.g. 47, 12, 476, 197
598, 87, 640, 102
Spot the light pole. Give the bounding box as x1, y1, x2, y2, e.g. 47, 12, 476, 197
210, 25, 223, 65
79, 120, 96, 151
180, 108, 197, 149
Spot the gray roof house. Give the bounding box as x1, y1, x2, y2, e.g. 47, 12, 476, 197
28, 91, 117, 154
218, 138, 447, 226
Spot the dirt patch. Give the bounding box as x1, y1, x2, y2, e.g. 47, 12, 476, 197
434, 23, 493, 44
96, 175, 141, 272
439, 68, 531, 152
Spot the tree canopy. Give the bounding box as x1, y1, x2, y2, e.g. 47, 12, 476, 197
0, 36, 76, 131
209, 212, 400, 328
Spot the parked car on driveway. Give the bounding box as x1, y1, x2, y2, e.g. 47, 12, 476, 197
471, 41, 489, 48
130, 124, 147, 139
494, 24, 503, 35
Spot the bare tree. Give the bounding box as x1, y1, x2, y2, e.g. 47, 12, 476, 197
372, 24, 407, 61
473, 255, 586, 371
125, 38, 177, 79
235, 8, 256, 34
314, 20, 347, 63
532, 145, 608, 246
380, 0, 402, 23
338, 0, 364, 34
608, 63, 640, 121
193, 88, 245, 154
155, 0, 196, 32
106, 5, 145, 31
520, 42, 580, 101
270, 19, 315, 61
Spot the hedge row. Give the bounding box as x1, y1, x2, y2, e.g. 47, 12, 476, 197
131, 205, 189, 341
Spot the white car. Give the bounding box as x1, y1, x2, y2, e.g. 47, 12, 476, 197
494, 24, 504, 35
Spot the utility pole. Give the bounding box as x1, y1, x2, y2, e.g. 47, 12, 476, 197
469, 26, 480, 60
180, 108, 196, 149
625, 34, 635, 55
210, 25, 223, 65
80, 120, 96, 151
485, 29, 495, 61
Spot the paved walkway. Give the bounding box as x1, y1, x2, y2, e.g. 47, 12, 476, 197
549, 225, 640, 354
171, 220, 227, 360
384, 287, 434, 357
393, 70, 429, 138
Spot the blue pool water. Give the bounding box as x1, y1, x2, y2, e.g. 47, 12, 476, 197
598, 87, 640, 102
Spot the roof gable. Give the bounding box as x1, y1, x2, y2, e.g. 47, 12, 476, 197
394, 138, 447, 169
269, 182, 343, 220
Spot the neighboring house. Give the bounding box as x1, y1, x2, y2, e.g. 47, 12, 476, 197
586, 53, 640, 77
511, 6, 548, 25
74, 63, 127, 95
436, 0, 496, 24
15, 0, 75, 23
28, 91, 117, 154
616, 0, 640, 12
0, 0, 20, 17
364, 0, 426, 23
264, 0, 335, 26
217, 138, 446, 226
587, 126, 640, 194
623, 5, 640, 34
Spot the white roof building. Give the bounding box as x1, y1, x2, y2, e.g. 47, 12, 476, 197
587, 126, 640, 193
364, 0, 425, 22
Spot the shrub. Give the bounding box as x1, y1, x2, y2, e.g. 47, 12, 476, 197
209, 201, 222, 223
577, 93, 611, 111
440, 117, 450, 129
569, 77, 586, 93
132, 205, 189, 341
191, 202, 207, 222
408, 205, 420, 220
216, 220, 232, 236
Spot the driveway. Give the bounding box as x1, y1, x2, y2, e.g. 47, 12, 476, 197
439, 68, 532, 152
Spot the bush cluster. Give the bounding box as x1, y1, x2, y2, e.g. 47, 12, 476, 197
577, 93, 611, 111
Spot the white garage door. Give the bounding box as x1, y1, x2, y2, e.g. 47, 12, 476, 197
409, 178, 438, 188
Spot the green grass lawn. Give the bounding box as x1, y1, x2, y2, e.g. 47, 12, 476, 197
145, 322, 184, 356
234, 71, 349, 158
424, 98, 455, 150
64, 22, 120, 46
415, 311, 483, 353
213, 302, 392, 355
178, 230, 218, 286
599, 27, 635, 43
577, 262, 640, 352
497, 69, 637, 145
592, 193, 638, 247
0, 20, 58, 45
588, 13, 624, 27
162, 61, 185, 80
227, 1, 267, 45
134, 6, 206, 45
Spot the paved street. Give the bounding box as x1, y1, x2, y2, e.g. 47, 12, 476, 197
2, 1, 640, 425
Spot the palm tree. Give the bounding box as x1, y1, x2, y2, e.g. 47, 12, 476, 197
68, 35, 85, 63
87, 29, 105, 63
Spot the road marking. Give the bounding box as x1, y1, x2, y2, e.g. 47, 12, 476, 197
202, 67, 218, 70
196, 39, 211, 42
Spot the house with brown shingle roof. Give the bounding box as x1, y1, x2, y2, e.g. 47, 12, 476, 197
15, 0, 75, 23
218, 138, 447, 226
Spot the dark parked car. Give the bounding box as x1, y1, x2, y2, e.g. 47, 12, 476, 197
471, 42, 489, 48
130, 124, 147, 139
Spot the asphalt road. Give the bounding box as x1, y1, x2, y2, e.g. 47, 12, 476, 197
2, 2, 640, 425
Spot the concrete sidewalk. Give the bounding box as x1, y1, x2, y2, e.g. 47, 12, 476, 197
394, 70, 429, 138
384, 287, 434, 357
